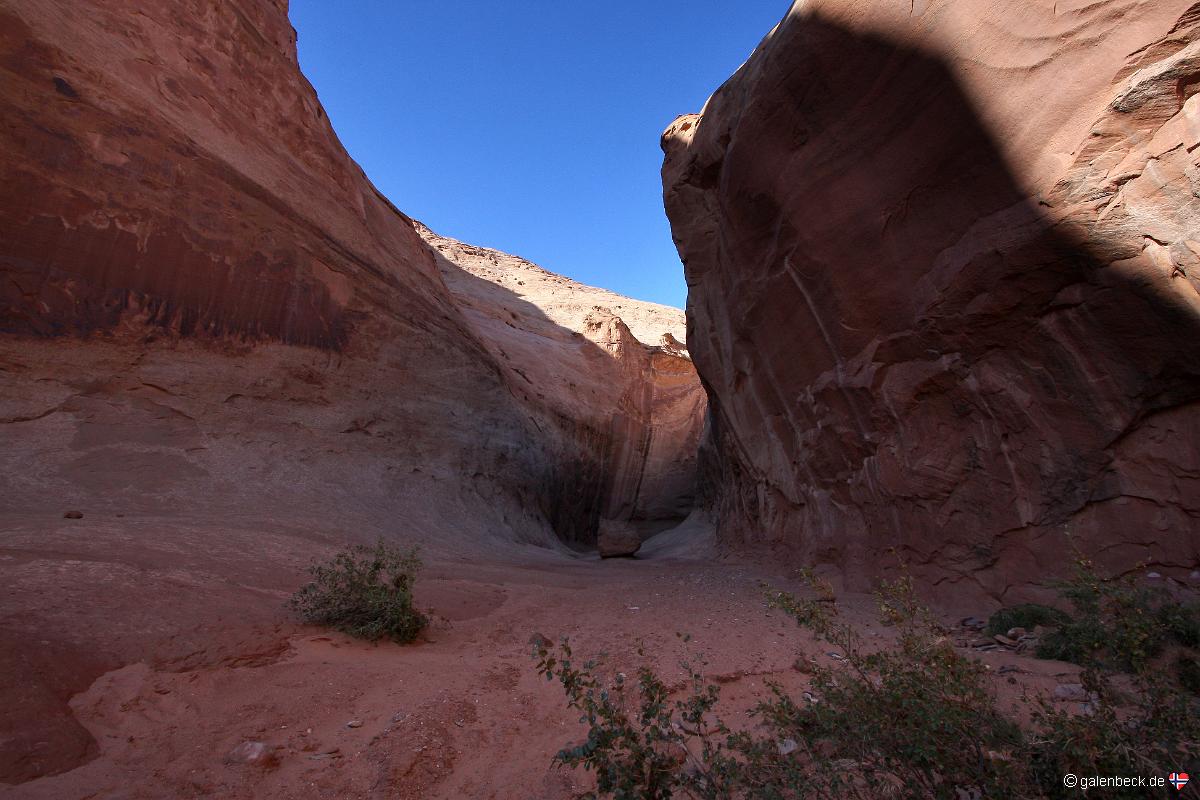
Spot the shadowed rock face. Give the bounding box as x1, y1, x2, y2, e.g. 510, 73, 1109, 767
663, 0, 1200, 604
421, 227, 707, 540
0, 0, 704, 783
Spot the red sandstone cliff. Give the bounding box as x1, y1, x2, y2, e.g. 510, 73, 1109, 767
663, 0, 1200, 604
421, 226, 706, 538
0, 0, 703, 783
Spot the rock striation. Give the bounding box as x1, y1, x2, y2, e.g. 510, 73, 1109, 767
663, 0, 1200, 603
0, 0, 621, 584
421, 226, 707, 540
0, 0, 703, 783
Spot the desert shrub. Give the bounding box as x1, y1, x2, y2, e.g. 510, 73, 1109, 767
1028, 667, 1199, 799
534, 636, 722, 800
984, 603, 1071, 637
536, 570, 1200, 799
737, 576, 1029, 799
289, 539, 427, 643
1158, 599, 1200, 648
1176, 653, 1200, 695
538, 577, 1027, 799
1033, 559, 1200, 672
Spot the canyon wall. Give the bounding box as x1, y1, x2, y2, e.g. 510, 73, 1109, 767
663, 0, 1200, 603
0, 0, 702, 783
0, 0, 558, 547
0, 0, 703, 555
421, 227, 706, 538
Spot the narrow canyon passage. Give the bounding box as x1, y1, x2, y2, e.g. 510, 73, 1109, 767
0, 0, 717, 788
3, 0, 1200, 796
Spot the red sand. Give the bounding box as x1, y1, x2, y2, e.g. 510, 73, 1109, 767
2, 519, 1076, 799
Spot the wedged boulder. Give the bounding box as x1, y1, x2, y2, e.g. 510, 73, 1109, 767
597, 519, 642, 558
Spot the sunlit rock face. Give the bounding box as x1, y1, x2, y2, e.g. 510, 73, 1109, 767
0, 0, 579, 548
0, 0, 704, 549
0, 0, 705, 782
421, 226, 707, 540
663, 0, 1200, 603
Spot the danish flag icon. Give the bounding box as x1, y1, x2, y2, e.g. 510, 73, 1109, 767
1170, 772, 1190, 791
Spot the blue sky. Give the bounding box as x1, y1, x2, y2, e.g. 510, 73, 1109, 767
289, 1, 788, 309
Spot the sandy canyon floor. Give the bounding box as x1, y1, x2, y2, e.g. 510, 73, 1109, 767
2, 515, 1081, 800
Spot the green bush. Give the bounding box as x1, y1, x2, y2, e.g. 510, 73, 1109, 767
535, 570, 1200, 799
1029, 667, 1198, 799
1031, 559, 1200, 672
984, 603, 1070, 637
1159, 599, 1200, 648
1176, 653, 1200, 695
289, 539, 427, 643
535, 636, 720, 800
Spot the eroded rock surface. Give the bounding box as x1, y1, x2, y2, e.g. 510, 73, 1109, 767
0, 0, 703, 784
422, 227, 707, 538
663, 0, 1200, 604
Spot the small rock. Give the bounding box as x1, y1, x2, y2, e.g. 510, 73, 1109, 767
597, 519, 641, 558
777, 738, 798, 756
224, 741, 268, 765
960, 616, 986, 631
63, 511, 83, 519
1053, 683, 1089, 702
993, 634, 1017, 647
1006, 627, 1027, 639
997, 665, 1020, 675
309, 747, 341, 761
346, 719, 363, 729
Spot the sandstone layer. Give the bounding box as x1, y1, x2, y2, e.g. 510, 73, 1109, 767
663, 0, 1200, 603
421, 226, 706, 537
0, 0, 702, 784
